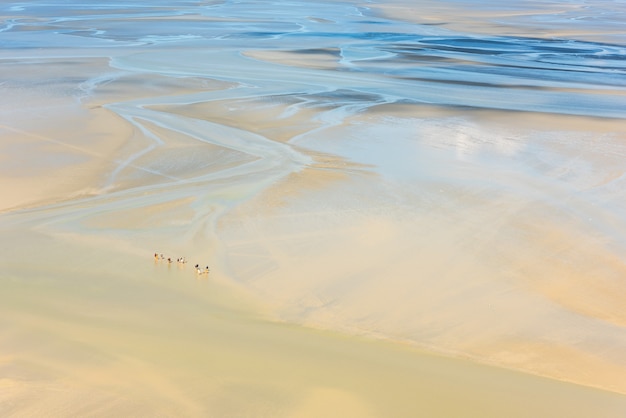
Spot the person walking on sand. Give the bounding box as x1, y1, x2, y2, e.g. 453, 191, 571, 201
154, 253, 159, 261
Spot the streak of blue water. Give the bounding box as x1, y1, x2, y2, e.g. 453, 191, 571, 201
1, 0, 625, 117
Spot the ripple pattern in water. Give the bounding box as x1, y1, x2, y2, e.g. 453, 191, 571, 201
1, 0, 625, 118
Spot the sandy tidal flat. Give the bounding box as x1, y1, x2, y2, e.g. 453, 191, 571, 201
2, 0, 626, 416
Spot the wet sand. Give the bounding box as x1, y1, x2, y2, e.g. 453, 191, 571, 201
372, 0, 626, 43
2, 216, 626, 417
2, 0, 626, 415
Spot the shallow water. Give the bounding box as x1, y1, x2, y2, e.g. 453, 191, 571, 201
2, 0, 626, 415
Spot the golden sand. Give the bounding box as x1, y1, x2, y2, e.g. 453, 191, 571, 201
2, 12, 626, 415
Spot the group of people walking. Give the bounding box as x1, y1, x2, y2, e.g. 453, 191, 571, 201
154, 253, 210, 275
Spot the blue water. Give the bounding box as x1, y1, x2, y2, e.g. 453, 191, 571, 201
1, 0, 625, 117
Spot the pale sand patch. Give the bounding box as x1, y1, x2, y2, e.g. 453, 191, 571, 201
244, 48, 343, 71
150, 94, 326, 143
368, 0, 625, 43
290, 387, 377, 418
95, 117, 260, 192
2, 230, 626, 417
0, 56, 247, 212
215, 104, 626, 395
218, 177, 626, 395
83, 72, 236, 109
0, 107, 133, 212
2, 132, 625, 417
